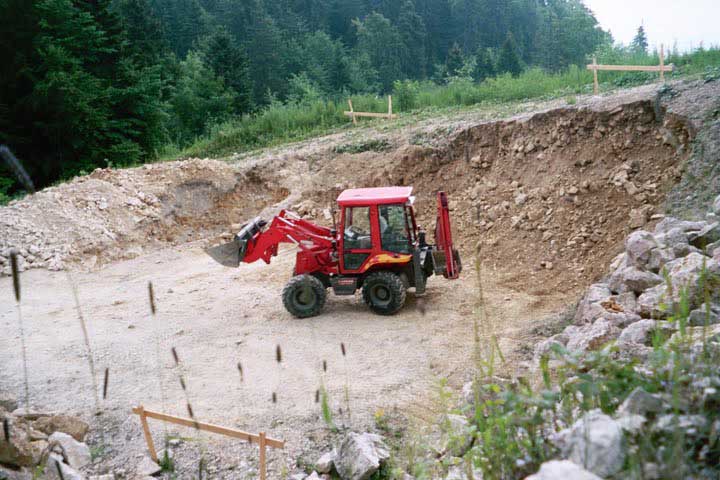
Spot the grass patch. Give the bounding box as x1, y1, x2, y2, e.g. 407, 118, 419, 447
173, 47, 720, 162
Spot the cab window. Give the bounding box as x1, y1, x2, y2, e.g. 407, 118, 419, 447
343, 207, 372, 250
379, 204, 411, 254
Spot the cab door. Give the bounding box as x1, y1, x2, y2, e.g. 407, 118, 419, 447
339, 205, 377, 274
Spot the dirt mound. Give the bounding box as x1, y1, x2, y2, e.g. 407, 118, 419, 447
0, 159, 289, 273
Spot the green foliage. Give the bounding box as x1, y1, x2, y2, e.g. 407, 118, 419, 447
320, 386, 336, 431
0, 176, 12, 205
632, 24, 649, 55
159, 448, 175, 472
198, 27, 253, 114
393, 80, 420, 112
353, 13, 405, 92
445, 43, 465, 78
473, 47, 496, 82
497, 32, 523, 77
166, 51, 236, 145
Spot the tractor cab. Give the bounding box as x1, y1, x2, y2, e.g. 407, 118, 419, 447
336, 187, 418, 274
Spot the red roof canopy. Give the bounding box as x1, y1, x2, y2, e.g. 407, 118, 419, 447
336, 186, 413, 206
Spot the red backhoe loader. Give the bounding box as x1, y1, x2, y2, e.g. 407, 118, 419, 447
206, 187, 461, 317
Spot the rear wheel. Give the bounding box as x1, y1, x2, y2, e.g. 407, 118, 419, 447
362, 271, 407, 315
282, 275, 327, 318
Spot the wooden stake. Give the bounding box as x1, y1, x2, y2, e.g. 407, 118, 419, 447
138, 406, 158, 462
347, 99, 357, 125
592, 56, 599, 95
660, 44, 665, 83
388, 95, 393, 119
131, 406, 284, 449
259, 431, 267, 480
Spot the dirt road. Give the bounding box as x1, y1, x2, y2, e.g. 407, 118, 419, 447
0, 241, 567, 476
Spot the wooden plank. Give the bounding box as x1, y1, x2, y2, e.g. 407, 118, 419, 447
137, 406, 158, 462
131, 406, 285, 449
347, 99, 357, 125
343, 111, 398, 119
587, 64, 674, 72
259, 431, 267, 480
660, 44, 666, 82
592, 56, 599, 94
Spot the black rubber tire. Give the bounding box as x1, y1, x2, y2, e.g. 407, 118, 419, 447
362, 271, 407, 315
282, 275, 327, 318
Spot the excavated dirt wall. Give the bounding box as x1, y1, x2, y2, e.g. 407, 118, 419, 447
300, 100, 692, 295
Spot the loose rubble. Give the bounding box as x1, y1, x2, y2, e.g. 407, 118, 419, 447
536, 203, 720, 359
0, 397, 91, 478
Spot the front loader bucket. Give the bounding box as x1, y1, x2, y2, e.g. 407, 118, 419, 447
205, 238, 242, 268
204, 217, 267, 268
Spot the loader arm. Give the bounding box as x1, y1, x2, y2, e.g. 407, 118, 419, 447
239, 211, 335, 265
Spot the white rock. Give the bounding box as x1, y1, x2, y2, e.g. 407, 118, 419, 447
525, 460, 601, 480
136, 455, 161, 477
445, 465, 484, 479
557, 410, 625, 477
617, 387, 666, 416
47, 432, 90, 469
45, 453, 84, 480
565, 318, 620, 353
617, 320, 675, 346
608, 267, 662, 294
334, 433, 390, 480
316, 449, 336, 474
638, 253, 719, 318
625, 231, 658, 269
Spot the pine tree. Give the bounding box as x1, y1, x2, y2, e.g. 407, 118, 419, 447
473, 47, 495, 82
397, 0, 427, 79
445, 42, 464, 77
199, 28, 253, 114
167, 52, 236, 143
353, 12, 404, 91
496, 31, 522, 77
631, 24, 649, 54
113, 0, 168, 66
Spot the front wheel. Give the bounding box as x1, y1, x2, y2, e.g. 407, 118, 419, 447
362, 271, 407, 315
282, 275, 327, 318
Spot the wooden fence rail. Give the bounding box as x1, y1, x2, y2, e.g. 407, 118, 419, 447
132, 405, 284, 480
345, 95, 397, 124
588, 44, 674, 94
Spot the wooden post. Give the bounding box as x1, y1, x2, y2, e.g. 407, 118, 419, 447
659, 44, 665, 83
347, 99, 357, 125
259, 431, 267, 480
387, 95, 393, 119
138, 406, 158, 462
592, 56, 599, 95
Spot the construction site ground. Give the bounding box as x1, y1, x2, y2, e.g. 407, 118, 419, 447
1, 78, 719, 477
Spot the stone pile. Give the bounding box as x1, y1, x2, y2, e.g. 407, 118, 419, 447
0, 396, 92, 479
299, 432, 390, 480
535, 196, 720, 362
